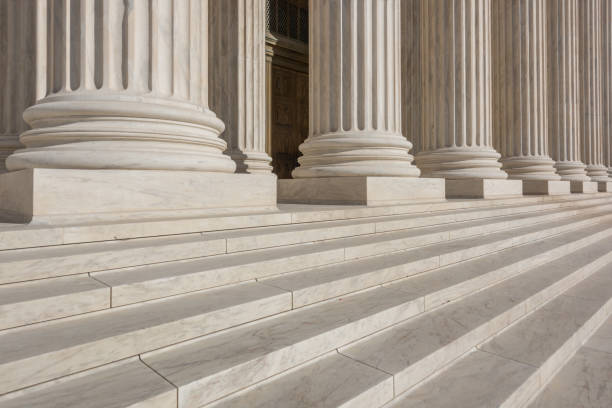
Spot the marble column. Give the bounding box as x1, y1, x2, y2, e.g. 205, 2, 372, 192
601, 0, 612, 178
546, 0, 590, 182
291, 0, 420, 178
491, 0, 560, 182
0, 1, 37, 171
414, 0, 507, 181
209, 0, 273, 174
577, 0, 609, 181
0, 0, 277, 222
6, 0, 235, 173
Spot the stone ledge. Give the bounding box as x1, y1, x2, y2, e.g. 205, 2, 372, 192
0, 169, 277, 223
277, 177, 445, 205
570, 181, 598, 194
445, 179, 523, 199
523, 180, 571, 196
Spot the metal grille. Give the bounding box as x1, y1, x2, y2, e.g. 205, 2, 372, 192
266, 0, 308, 43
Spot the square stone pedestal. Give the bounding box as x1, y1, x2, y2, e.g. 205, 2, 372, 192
522, 180, 571, 196
277, 177, 445, 205
0, 169, 277, 223
445, 179, 523, 199
598, 181, 612, 192
570, 181, 598, 194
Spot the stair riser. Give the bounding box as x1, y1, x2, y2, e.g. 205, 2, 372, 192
500, 289, 612, 408
0, 238, 228, 285
405, 226, 612, 310
0, 290, 291, 396
146, 226, 612, 408
280, 213, 612, 308
385, 250, 612, 396
227, 198, 611, 252
373, 198, 611, 233
162, 294, 424, 408
97, 205, 612, 307
0, 283, 110, 331
2, 199, 610, 286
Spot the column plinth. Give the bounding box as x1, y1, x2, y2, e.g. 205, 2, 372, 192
414, 0, 507, 181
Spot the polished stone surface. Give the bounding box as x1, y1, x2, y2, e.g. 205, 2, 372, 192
445, 179, 523, 199
278, 177, 445, 205
523, 180, 571, 195
0, 169, 277, 223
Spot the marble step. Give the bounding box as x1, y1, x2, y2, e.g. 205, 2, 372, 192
204, 241, 612, 408
208, 196, 611, 253
338, 239, 612, 398
260, 211, 612, 308
0, 282, 291, 395
1, 197, 608, 286
0, 194, 602, 251
391, 263, 612, 408
0, 358, 176, 408
138, 222, 612, 408
0, 275, 109, 331
91, 207, 612, 307
529, 315, 612, 408
208, 352, 394, 408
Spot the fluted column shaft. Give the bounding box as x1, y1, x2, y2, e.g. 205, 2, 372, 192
491, 0, 559, 180
292, 0, 419, 178
546, 0, 589, 181
415, 0, 507, 180
0, 1, 37, 171
209, 0, 272, 174
601, 0, 612, 177
578, 0, 609, 181
6, 0, 235, 173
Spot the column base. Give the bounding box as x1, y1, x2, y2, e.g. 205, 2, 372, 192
522, 180, 571, 196
0, 169, 277, 223
570, 181, 598, 194
598, 181, 612, 192
277, 177, 445, 205
445, 179, 523, 199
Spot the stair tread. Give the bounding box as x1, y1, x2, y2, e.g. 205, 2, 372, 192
392, 264, 612, 408
139, 224, 612, 407
0, 275, 107, 306
0, 282, 290, 395
0, 359, 176, 408
94, 208, 611, 298
0, 276, 110, 331
260, 214, 611, 304
208, 353, 393, 408
339, 239, 612, 389
529, 315, 612, 408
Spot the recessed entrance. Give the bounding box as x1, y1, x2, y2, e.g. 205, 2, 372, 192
265, 0, 308, 179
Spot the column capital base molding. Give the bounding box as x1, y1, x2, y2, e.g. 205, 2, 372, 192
415, 147, 508, 180
0, 169, 277, 223
501, 156, 561, 181
585, 165, 610, 182
522, 180, 571, 196
445, 179, 523, 199
570, 181, 598, 194
554, 161, 591, 182
278, 177, 445, 206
